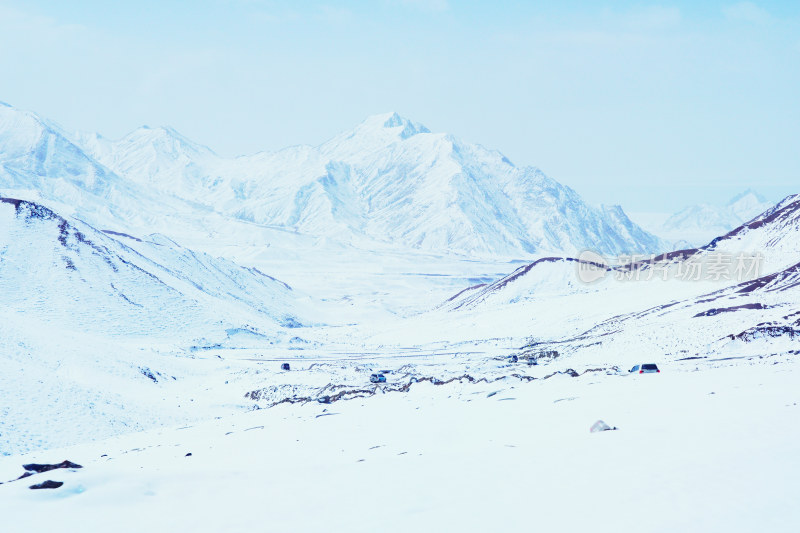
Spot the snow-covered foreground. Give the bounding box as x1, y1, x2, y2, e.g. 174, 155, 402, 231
1, 353, 797, 532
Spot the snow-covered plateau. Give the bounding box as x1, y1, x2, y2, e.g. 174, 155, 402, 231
0, 102, 798, 532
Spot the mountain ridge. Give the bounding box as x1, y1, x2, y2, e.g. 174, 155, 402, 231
61, 108, 666, 257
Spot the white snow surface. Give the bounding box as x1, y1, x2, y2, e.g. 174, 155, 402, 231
1, 356, 798, 533
0, 101, 798, 531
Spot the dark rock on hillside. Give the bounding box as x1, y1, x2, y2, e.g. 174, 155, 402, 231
29, 480, 64, 490
22, 460, 83, 474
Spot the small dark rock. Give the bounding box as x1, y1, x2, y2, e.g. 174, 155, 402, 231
140, 367, 158, 383
185, 453, 192, 457
29, 480, 63, 490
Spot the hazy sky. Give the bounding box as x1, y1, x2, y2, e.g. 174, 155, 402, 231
1, 1, 798, 212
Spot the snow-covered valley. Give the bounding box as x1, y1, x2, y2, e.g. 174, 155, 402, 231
2, 354, 798, 533
1, 102, 798, 532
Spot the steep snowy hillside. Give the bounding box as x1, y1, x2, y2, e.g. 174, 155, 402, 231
439, 257, 608, 311
75, 111, 664, 257
0, 197, 303, 338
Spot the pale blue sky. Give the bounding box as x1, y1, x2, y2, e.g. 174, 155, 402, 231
0, 1, 797, 212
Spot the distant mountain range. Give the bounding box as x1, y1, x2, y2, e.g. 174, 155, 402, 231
635, 189, 773, 248
1, 103, 664, 258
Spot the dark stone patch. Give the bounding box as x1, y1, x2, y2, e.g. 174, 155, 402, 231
727, 326, 800, 342
139, 367, 158, 383
1, 198, 60, 221
444, 283, 487, 303
23, 460, 83, 474
29, 480, 63, 490
102, 229, 142, 242
694, 303, 767, 317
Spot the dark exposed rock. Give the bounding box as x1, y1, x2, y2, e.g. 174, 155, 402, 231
29, 480, 63, 490
22, 460, 83, 474
140, 367, 158, 383
102, 229, 142, 242
694, 303, 767, 317
727, 326, 800, 342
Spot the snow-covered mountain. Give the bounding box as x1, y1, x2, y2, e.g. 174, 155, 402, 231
69, 110, 664, 257
651, 189, 773, 247
0, 101, 220, 236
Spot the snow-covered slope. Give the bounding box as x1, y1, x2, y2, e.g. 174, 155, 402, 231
75, 111, 664, 257
0, 197, 301, 338
0, 196, 315, 453
73, 126, 219, 202
2, 355, 799, 533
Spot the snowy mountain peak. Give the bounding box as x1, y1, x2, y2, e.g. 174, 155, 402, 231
0, 102, 52, 148
727, 188, 766, 206
381, 112, 431, 138
120, 125, 215, 158
726, 188, 769, 221
352, 112, 431, 140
